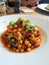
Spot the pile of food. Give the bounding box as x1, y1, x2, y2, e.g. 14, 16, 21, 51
1, 18, 42, 53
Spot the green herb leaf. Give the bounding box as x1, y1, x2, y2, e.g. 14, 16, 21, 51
9, 21, 15, 26
29, 25, 36, 29
8, 35, 18, 42
28, 28, 33, 32
29, 25, 34, 29
15, 37, 18, 42
27, 25, 36, 32
18, 17, 24, 21
8, 35, 14, 39
25, 19, 30, 24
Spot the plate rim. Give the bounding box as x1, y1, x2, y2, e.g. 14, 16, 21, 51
0, 14, 49, 65
37, 3, 49, 12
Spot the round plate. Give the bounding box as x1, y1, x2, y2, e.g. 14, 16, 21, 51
37, 4, 49, 12
0, 14, 49, 65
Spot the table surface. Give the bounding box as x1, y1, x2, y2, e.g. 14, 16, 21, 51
0, 6, 49, 21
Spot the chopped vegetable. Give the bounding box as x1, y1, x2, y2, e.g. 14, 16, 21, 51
8, 35, 18, 42
8, 35, 14, 39
25, 19, 30, 24
27, 25, 36, 31
28, 28, 33, 32
18, 17, 24, 21
9, 21, 15, 26
29, 25, 34, 29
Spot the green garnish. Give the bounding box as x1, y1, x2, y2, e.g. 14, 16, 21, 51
29, 25, 34, 29
8, 35, 18, 42
28, 28, 33, 32
8, 35, 14, 39
25, 19, 30, 24
18, 17, 24, 21
9, 21, 15, 26
28, 25, 36, 31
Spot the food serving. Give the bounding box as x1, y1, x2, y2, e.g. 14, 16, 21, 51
1, 18, 42, 53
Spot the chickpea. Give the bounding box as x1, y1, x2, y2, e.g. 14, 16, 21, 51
37, 39, 41, 43
33, 37, 37, 41
34, 31, 37, 35
14, 25, 17, 28
25, 41, 31, 47
18, 28, 22, 32
27, 43, 31, 47
27, 48, 31, 52
13, 48, 16, 51
18, 44, 22, 48
11, 39, 15, 42
10, 26, 13, 29
7, 45, 10, 48
25, 24, 29, 29
25, 40, 30, 45
35, 43, 40, 47
31, 34, 34, 38
13, 29, 17, 33
7, 25, 13, 29
31, 46, 34, 49
17, 32, 22, 40
18, 37, 22, 40
19, 40, 23, 44
17, 32, 22, 37
35, 27, 39, 31
37, 43, 40, 46
20, 48, 24, 52
16, 49, 19, 52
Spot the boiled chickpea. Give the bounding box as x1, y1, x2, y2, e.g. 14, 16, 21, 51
27, 48, 31, 52
13, 48, 16, 51
19, 40, 23, 44
35, 42, 40, 47
18, 28, 22, 32
17, 32, 22, 38
10, 26, 13, 29
18, 44, 22, 48
25, 40, 29, 45
37, 39, 41, 43
37, 43, 40, 46
11, 39, 15, 42
31, 34, 34, 38
20, 48, 24, 52
27, 43, 31, 47
34, 31, 37, 35
14, 25, 17, 28
17, 32, 22, 40
18, 37, 22, 40
34, 27, 39, 31
13, 29, 17, 33
33, 37, 37, 41
7, 45, 10, 48
16, 49, 19, 52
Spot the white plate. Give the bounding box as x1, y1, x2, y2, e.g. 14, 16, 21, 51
37, 4, 49, 12
0, 14, 49, 65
